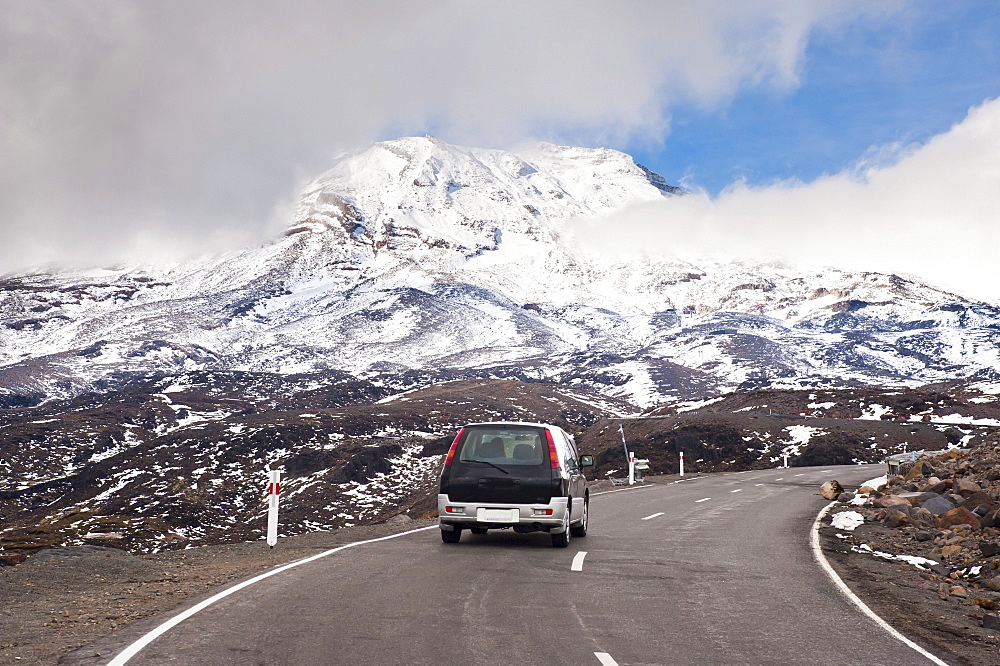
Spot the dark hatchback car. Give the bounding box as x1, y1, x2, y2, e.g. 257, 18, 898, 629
437, 422, 593, 547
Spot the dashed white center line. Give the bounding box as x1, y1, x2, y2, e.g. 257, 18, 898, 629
730, 488, 743, 493
695, 497, 711, 503
755, 483, 765, 487
642, 512, 664, 520
794, 473, 805, 477
571, 551, 587, 572
775, 477, 784, 481
595, 652, 619, 666
820, 470, 833, 474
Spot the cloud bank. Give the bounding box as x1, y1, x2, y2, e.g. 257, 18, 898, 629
574, 97, 1000, 303
0, 0, 877, 273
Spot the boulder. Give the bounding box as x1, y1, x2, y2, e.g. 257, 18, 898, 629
936, 506, 982, 530
905, 461, 933, 481
981, 541, 1000, 557
961, 491, 993, 509
922, 495, 956, 515
983, 614, 1000, 631
954, 478, 983, 496
882, 509, 911, 528
985, 576, 1000, 592
925, 480, 950, 494
819, 480, 844, 500
877, 495, 912, 508
836, 491, 856, 503
897, 491, 936, 506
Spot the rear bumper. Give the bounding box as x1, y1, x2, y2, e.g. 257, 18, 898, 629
437, 494, 569, 532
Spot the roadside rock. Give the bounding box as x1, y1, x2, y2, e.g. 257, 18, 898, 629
820, 480, 844, 500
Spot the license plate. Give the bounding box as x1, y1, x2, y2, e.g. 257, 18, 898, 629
478, 508, 519, 522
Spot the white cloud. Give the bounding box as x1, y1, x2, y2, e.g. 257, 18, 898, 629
0, 0, 880, 274
571, 97, 1000, 303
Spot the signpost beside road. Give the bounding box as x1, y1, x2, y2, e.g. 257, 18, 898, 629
266, 468, 281, 548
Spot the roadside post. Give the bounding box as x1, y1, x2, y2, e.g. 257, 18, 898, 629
619, 425, 633, 485
266, 467, 281, 548
679, 451, 684, 477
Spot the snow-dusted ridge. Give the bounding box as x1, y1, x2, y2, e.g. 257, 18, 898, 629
1, 136, 998, 407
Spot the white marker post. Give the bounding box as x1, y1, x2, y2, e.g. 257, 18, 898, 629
679, 451, 684, 477
266, 468, 281, 548
619, 425, 632, 485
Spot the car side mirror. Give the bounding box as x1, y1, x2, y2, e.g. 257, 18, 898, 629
580, 455, 594, 467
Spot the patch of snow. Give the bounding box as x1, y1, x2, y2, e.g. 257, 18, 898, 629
831, 511, 865, 531
858, 403, 892, 420
851, 543, 938, 570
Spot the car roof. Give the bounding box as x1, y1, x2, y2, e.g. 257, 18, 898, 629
463, 421, 557, 429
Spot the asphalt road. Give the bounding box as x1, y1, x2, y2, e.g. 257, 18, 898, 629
87, 464, 945, 665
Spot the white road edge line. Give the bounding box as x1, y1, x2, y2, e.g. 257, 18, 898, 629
571, 551, 587, 572
592, 484, 653, 496
811, 502, 948, 666
695, 497, 711, 503
641, 512, 664, 520
595, 652, 619, 665
106, 525, 438, 666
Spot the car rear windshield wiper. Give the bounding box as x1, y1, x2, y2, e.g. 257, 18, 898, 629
462, 459, 509, 474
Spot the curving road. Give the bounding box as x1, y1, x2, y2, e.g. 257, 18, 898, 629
81, 464, 947, 665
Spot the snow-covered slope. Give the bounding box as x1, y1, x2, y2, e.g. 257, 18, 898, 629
1, 136, 998, 407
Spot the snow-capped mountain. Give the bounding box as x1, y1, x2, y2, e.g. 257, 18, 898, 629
1, 136, 998, 408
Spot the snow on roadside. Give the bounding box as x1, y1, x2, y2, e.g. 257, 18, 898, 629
849, 543, 938, 570
831, 511, 865, 531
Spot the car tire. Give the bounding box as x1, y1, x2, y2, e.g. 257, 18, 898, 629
570, 497, 588, 538
441, 528, 461, 544
551, 508, 570, 548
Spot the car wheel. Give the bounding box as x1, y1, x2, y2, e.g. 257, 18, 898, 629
470, 526, 487, 535
441, 528, 461, 544
551, 508, 570, 548
570, 497, 588, 538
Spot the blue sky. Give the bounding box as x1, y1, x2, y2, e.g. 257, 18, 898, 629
628, 3, 1000, 194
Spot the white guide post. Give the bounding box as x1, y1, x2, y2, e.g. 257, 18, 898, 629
619, 425, 632, 484
783, 453, 789, 468
266, 468, 281, 548
679, 451, 684, 477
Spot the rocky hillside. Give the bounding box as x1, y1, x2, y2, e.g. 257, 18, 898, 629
4, 373, 999, 565
577, 380, 1000, 479
0, 375, 632, 565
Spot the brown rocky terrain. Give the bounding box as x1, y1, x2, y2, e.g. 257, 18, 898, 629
820, 428, 1000, 664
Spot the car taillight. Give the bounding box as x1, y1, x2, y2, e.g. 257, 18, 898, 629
444, 428, 464, 466
546, 430, 561, 469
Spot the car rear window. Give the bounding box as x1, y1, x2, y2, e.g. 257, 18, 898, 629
457, 425, 548, 467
